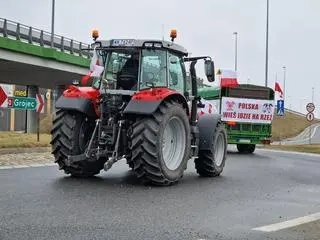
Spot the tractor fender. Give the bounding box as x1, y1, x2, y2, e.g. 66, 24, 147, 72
197, 114, 223, 151
123, 88, 189, 115
55, 96, 97, 117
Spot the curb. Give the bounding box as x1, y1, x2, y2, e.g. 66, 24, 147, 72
0, 147, 51, 155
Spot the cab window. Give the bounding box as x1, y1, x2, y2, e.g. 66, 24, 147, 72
168, 53, 184, 93
140, 49, 167, 90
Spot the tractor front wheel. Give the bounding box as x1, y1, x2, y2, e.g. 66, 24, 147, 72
50, 110, 105, 177
129, 101, 191, 186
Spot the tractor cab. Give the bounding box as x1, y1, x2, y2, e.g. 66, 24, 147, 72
89, 34, 189, 95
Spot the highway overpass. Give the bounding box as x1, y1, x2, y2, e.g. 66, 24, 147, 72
0, 18, 92, 132
0, 18, 91, 88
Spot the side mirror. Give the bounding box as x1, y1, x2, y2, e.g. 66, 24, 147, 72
204, 60, 215, 82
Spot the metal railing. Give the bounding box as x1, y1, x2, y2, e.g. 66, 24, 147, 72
0, 18, 91, 58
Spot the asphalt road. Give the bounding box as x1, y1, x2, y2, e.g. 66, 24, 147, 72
1, 147, 319, 240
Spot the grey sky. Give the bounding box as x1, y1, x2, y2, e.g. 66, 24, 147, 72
1, 0, 320, 116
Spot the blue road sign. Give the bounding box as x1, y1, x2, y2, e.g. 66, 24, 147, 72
277, 100, 284, 116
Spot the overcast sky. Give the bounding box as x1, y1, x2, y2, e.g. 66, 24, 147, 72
1, 0, 320, 116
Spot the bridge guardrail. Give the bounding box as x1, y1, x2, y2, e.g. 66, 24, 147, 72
0, 18, 91, 59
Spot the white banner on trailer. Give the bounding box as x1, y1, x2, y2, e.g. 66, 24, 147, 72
220, 97, 275, 124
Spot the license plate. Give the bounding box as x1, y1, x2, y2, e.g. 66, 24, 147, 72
239, 139, 251, 143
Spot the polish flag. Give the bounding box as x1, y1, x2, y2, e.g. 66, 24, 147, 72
275, 82, 283, 99
218, 69, 239, 88
81, 47, 104, 85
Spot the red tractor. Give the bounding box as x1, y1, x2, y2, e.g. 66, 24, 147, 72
50, 30, 227, 186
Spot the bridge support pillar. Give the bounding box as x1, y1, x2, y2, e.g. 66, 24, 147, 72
27, 85, 38, 133
51, 85, 66, 113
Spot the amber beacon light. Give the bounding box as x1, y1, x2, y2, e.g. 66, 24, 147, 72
170, 29, 177, 42
92, 29, 99, 41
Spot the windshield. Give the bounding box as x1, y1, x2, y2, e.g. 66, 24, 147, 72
139, 49, 167, 90
91, 48, 168, 91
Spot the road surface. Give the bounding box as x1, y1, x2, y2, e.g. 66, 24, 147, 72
0, 147, 319, 240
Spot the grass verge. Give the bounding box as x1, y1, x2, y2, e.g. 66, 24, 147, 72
0, 132, 51, 148
271, 112, 319, 141
261, 144, 320, 154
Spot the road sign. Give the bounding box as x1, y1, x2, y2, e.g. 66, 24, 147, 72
306, 103, 315, 113
0, 86, 8, 107
36, 94, 44, 113
7, 97, 37, 110
277, 100, 284, 116
306, 112, 314, 122
3, 94, 44, 113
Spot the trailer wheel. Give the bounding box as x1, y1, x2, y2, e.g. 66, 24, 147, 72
195, 123, 227, 177
129, 101, 191, 186
50, 110, 105, 177
237, 144, 256, 154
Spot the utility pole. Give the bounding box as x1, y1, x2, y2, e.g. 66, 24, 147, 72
233, 32, 238, 72
312, 87, 315, 103
51, 0, 55, 48
265, 0, 269, 87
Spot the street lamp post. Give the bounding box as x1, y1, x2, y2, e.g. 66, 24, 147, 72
233, 32, 238, 72
265, 0, 269, 87
51, 0, 55, 48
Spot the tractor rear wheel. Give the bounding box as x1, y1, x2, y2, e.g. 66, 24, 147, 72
195, 123, 227, 177
50, 110, 105, 177
237, 144, 256, 154
129, 101, 191, 186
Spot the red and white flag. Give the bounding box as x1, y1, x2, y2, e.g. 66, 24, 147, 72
218, 69, 239, 88
81, 47, 104, 85
274, 82, 283, 99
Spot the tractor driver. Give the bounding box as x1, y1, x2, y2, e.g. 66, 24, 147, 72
117, 52, 140, 90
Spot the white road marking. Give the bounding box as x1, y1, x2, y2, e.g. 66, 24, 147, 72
13, 165, 30, 168
253, 212, 320, 232
0, 163, 56, 170
257, 148, 320, 158
43, 163, 56, 166
0, 166, 13, 170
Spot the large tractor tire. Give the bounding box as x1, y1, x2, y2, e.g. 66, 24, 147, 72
237, 144, 256, 154
50, 110, 105, 177
129, 101, 191, 186
195, 123, 227, 177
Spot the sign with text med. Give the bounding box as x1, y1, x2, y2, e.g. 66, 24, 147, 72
221, 97, 275, 124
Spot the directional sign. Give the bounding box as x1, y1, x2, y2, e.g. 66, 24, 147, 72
306, 112, 314, 122
306, 103, 315, 113
7, 97, 37, 110
277, 100, 284, 116
0, 86, 8, 107
36, 94, 44, 113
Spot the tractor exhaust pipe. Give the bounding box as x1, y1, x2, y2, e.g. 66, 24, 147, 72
190, 60, 198, 126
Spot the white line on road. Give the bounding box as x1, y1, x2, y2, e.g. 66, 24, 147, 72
0, 163, 56, 170
257, 148, 320, 158
253, 212, 320, 232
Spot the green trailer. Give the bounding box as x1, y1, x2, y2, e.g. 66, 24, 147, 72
198, 84, 275, 153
